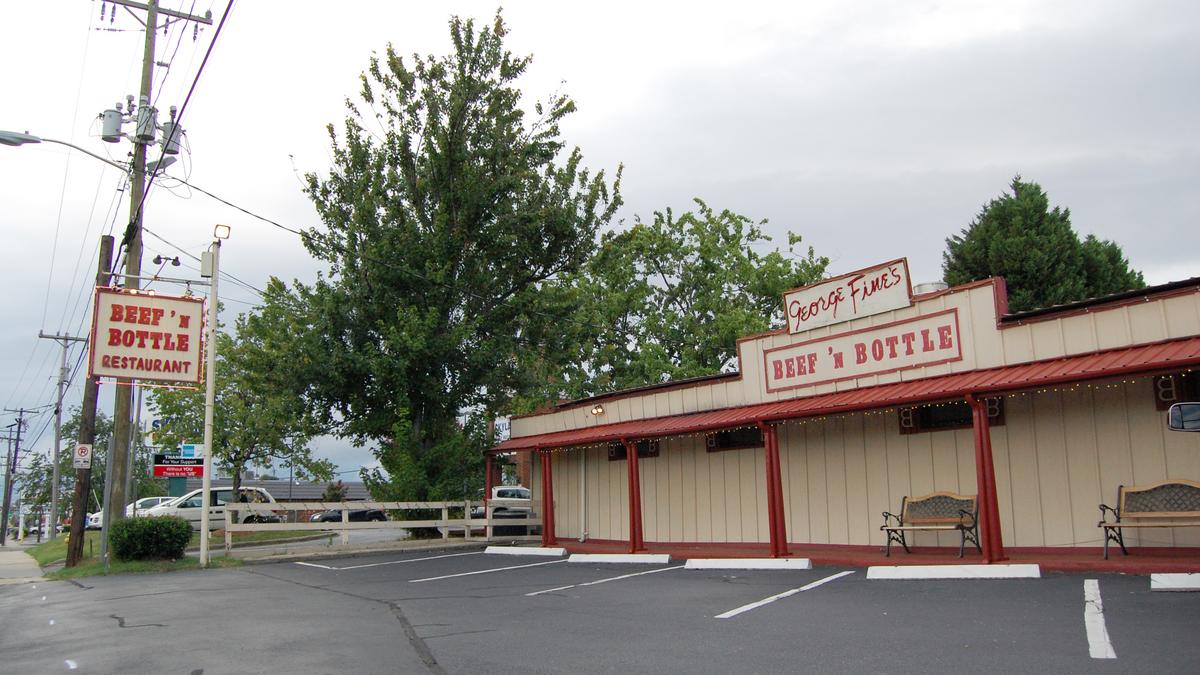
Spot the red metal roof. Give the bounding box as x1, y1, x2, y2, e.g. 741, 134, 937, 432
493, 336, 1200, 452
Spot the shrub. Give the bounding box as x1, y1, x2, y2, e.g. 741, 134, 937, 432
109, 516, 193, 561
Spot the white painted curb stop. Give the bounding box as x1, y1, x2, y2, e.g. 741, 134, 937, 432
867, 563, 1041, 579
568, 553, 672, 564
485, 546, 565, 557
685, 558, 812, 570
1150, 573, 1200, 591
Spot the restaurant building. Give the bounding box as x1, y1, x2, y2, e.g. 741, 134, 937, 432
489, 260, 1200, 564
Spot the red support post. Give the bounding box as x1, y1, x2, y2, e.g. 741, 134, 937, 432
759, 422, 789, 557
540, 449, 557, 547
623, 439, 645, 553
484, 453, 493, 512
966, 394, 1006, 563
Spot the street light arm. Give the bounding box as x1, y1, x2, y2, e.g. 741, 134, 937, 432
0, 130, 130, 173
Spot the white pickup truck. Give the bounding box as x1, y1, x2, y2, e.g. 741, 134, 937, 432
488, 486, 532, 514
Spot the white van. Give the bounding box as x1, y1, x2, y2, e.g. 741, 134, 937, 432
143, 487, 279, 530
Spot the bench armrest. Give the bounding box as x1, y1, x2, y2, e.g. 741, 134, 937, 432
1098, 503, 1120, 525
958, 509, 977, 530
881, 511, 902, 528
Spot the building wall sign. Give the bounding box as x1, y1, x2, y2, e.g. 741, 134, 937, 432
89, 287, 205, 384
764, 309, 963, 393
783, 258, 913, 334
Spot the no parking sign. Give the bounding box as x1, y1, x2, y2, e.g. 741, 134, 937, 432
73, 443, 93, 469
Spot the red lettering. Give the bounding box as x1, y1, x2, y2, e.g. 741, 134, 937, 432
138, 306, 152, 325
773, 360, 784, 380
884, 335, 899, 358
163, 333, 177, 351
108, 328, 122, 346
149, 332, 162, 349
110, 305, 124, 322
900, 332, 916, 355
177, 334, 189, 352
921, 329, 935, 352
938, 324, 954, 349
785, 358, 796, 378
135, 330, 150, 348
121, 330, 135, 347
178, 315, 190, 329
871, 339, 884, 361
152, 308, 164, 325
831, 351, 844, 369
124, 305, 138, 323
854, 342, 867, 364
807, 353, 817, 375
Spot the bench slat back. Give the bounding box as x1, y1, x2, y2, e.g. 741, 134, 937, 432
1119, 480, 1200, 518
902, 493, 976, 525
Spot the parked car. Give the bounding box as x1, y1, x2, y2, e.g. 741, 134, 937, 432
143, 486, 280, 531
471, 485, 532, 518
126, 496, 174, 517
309, 508, 387, 523
86, 511, 104, 530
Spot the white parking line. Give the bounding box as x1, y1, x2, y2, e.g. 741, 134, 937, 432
715, 570, 855, 619
409, 559, 568, 583
1084, 579, 1117, 659
526, 565, 686, 596
292, 551, 485, 571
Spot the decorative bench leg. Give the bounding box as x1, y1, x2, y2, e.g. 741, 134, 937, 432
960, 525, 981, 558
883, 528, 910, 556
1102, 526, 1128, 560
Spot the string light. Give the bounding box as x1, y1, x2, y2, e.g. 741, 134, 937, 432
514, 369, 1193, 454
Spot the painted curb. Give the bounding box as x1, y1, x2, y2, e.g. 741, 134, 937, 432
568, 553, 672, 564
866, 563, 1041, 579
485, 546, 565, 557
685, 558, 812, 570
1150, 573, 1200, 591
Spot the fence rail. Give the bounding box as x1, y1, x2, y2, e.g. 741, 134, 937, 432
223, 500, 542, 551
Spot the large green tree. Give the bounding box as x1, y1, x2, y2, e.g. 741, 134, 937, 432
517, 199, 829, 403
149, 311, 333, 499
943, 176, 1144, 312
269, 12, 621, 500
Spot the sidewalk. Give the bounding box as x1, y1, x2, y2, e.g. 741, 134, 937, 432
0, 542, 45, 585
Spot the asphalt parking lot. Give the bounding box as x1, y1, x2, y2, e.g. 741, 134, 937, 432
2, 545, 1199, 674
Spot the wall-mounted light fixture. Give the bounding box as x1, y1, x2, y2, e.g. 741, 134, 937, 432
591, 404, 605, 416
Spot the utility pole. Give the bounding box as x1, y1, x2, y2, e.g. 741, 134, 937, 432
38, 331, 87, 540
104, 0, 211, 534
0, 411, 29, 545
67, 236, 114, 567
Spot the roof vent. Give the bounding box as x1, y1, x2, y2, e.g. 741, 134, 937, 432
913, 281, 949, 295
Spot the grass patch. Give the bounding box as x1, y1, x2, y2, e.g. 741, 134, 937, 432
25, 531, 103, 566
48, 554, 242, 580
27, 528, 322, 568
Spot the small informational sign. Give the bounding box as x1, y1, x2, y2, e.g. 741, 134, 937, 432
764, 309, 963, 393
783, 258, 913, 334
179, 443, 205, 458
72, 443, 93, 470
153, 454, 204, 477
89, 287, 205, 384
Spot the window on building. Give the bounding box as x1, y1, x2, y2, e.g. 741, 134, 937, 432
898, 398, 1004, 435
1153, 373, 1200, 411
705, 426, 764, 452
607, 439, 660, 461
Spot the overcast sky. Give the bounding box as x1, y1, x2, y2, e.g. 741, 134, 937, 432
2, 0, 1197, 480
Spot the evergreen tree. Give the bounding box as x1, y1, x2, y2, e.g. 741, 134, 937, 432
943, 176, 1144, 312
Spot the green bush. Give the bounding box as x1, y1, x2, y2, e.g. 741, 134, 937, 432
109, 516, 193, 561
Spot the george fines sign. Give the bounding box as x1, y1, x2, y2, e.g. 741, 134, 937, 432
89, 287, 205, 384
783, 258, 913, 334
764, 309, 963, 393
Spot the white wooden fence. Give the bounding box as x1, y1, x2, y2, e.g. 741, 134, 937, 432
223, 500, 542, 552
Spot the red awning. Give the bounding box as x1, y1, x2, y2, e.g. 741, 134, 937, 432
493, 336, 1200, 452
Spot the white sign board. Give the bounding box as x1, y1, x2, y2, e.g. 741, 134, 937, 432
764, 309, 963, 393
783, 259, 913, 334
179, 443, 205, 458
72, 443, 93, 469
89, 287, 205, 384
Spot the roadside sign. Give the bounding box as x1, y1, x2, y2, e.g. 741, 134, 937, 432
153, 454, 204, 477
179, 443, 205, 458
72, 443, 93, 469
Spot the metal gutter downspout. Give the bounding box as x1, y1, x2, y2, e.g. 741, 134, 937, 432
623, 439, 645, 553
965, 394, 1007, 562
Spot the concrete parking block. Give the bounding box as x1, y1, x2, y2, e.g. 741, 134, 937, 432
485, 546, 565, 556
568, 553, 671, 564
685, 558, 812, 570
867, 563, 1041, 579
1150, 573, 1200, 591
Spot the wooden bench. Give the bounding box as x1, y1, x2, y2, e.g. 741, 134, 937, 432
1098, 479, 1200, 559
881, 492, 980, 557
